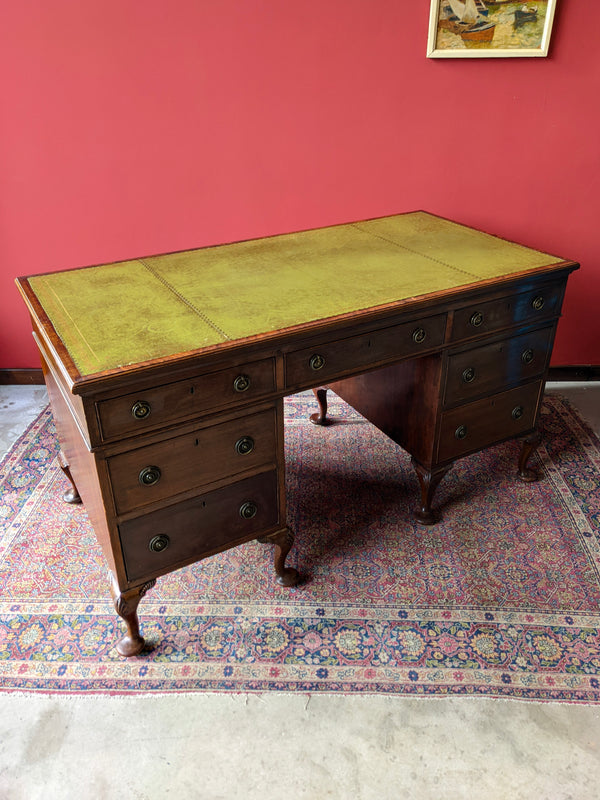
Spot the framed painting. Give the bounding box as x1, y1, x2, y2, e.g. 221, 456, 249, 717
427, 0, 558, 58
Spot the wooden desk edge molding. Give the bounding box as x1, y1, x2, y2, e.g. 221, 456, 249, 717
16, 211, 579, 657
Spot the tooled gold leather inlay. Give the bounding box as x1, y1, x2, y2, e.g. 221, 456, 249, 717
28, 212, 562, 376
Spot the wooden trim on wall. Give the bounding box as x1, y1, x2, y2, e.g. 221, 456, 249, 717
1, 366, 599, 386
547, 366, 600, 382
0, 369, 45, 385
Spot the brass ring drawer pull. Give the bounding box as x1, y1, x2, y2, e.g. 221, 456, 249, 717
239, 500, 258, 520
521, 349, 534, 364
149, 534, 170, 553
138, 465, 162, 487
233, 374, 251, 393
412, 327, 426, 344
455, 425, 467, 440
532, 296, 545, 311
131, 400, 151, 420
462, 367, 476, 383
470, 311, 484, 327
512, 405, 524, 420
235, 436, 255, 456
309, 354, 326, 371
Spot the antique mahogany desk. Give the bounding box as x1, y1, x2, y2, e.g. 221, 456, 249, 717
16, 212, 578, 657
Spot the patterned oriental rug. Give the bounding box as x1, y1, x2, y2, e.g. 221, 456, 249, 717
1, 393, 599, 699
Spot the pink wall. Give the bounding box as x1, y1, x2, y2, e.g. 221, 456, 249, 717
2, 0, 598, 368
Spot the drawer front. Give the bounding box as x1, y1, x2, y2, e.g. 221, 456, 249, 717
97, 357, 276, 442
438, 381, 542, 462
285, 314, 446, 389
119, 471, 279, 582
450, 281, 565, 342
108, 408, 277, 514
444, 325, 554, 406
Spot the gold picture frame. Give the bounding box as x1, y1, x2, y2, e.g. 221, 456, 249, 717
427, 0, 558, 58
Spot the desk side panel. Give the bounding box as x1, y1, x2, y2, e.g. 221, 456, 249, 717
41, 357, 123, 580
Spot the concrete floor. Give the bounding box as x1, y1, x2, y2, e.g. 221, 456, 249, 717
1, 382, 599, 799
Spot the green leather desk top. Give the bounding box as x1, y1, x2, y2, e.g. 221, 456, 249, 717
23, 212, 564, 377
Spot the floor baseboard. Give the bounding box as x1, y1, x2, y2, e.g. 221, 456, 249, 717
0, 369, 45, 385
547, 366, 600, 382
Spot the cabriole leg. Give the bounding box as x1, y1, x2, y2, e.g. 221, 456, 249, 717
518, 430, 542, 482
411, 459, 453, 525
310, 387, 331, 426
258, 528, 300, 587
111, 576, 156, 657
58, 450, 82, 504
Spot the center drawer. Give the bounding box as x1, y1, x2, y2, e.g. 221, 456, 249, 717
119, 470, 279, 582
107, 407, 277, 515
285, 313, 446, 389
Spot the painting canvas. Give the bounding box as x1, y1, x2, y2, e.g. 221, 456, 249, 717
427, 0, 557, 58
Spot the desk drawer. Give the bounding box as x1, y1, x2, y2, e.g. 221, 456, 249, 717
108, 408, 277, 515
119, 470, 279, 582
444, 325, 553, 406
450, 281, 565, 342
438, 381, 541, 462
285, 314, 446, 389
97, 357, 276, 442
